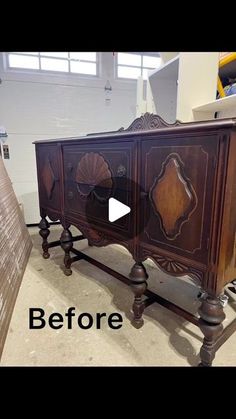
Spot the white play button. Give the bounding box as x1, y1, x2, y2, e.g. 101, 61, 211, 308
108, 198, 131, 222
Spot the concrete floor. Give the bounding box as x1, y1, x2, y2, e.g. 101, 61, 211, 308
1, 225, 236, 366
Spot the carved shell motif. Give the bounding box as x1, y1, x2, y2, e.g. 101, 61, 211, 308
153, 254, 188, 275
141, 250, 202, 284
75, 152, 113, 199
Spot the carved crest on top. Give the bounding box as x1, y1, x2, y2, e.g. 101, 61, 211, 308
124, 113, 182, 132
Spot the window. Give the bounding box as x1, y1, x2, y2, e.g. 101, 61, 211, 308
117, 52, 161, 80
7, 52, 98, 76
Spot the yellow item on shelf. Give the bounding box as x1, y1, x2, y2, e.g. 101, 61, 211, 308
218, 52, 236, 98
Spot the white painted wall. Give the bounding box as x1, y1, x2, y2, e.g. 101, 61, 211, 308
0, 53, 137, 223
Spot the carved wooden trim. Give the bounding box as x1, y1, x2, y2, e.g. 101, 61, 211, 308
71, 220, 134, 255
79, 223, 106, 244
140, 249, 203, 284
72, 221, 112, 247
124, 113, 182, 132
188, 269, 203, 284
151, 253, 189, 275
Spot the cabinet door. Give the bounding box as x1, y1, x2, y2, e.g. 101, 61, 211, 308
63, 141, 135, 237
140, 135, 218, 263
36, 144, 61, 216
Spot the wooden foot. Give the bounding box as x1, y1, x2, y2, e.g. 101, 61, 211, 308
60, 228, 73, 276
129, 262, 148, 328
198, 295, 225, 366
39, 217, 50, 259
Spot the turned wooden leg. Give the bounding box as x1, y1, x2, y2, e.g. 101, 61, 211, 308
39, 217, 50, 259
60, 228, 73, 276
198, 295, 225, 367
129, 262, 148, 329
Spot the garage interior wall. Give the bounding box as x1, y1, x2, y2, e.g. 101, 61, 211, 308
0, 52, 137, 224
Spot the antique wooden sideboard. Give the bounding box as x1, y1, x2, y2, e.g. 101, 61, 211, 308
34, 113, 236, 366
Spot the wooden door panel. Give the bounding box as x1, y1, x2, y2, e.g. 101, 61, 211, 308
63, 141, 135, 236
140, 135, 218, 263
36, 144, 61, 213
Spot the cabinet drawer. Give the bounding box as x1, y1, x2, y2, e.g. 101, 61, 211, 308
140, 135, 218, 263
63, 141, 135, 236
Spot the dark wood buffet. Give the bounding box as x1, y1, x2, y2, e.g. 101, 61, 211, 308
34, 113, 236, 366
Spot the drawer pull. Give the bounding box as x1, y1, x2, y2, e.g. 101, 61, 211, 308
140, 191, 149, 199
117, 164, 126, 177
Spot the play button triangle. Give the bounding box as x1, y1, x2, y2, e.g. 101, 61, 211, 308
108, 197, 131, 222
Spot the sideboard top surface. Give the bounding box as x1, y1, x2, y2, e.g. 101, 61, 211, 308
33, 113, 236, 144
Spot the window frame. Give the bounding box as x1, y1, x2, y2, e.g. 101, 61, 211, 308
116, 52, 161, 81
5, 52, 99, 79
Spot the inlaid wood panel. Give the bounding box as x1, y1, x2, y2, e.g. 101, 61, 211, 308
150, 153, 197, 239
140, 135, 219, 263
35, 144, 61, 215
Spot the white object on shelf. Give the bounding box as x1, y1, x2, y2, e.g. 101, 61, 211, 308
148, 52, 220, 123
195, 96, 236, 110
